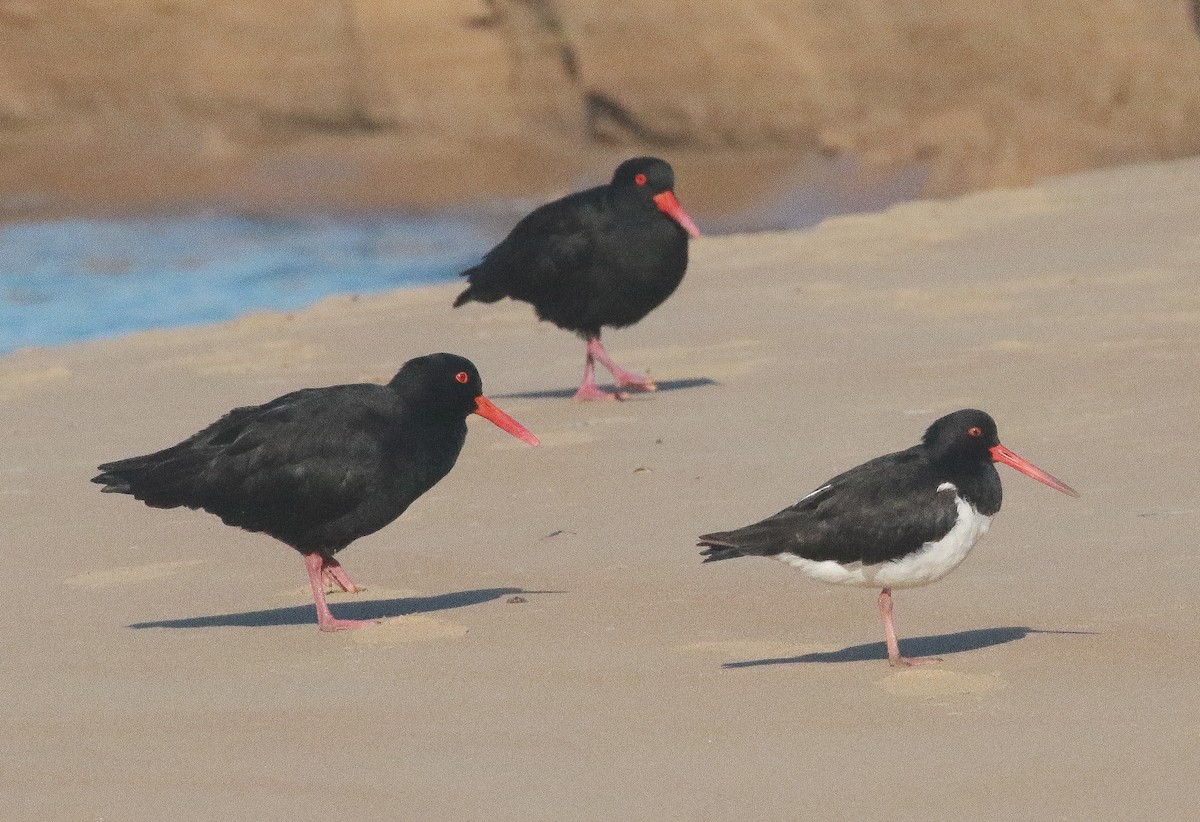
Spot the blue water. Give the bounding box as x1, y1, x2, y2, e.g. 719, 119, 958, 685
0, 213, 491, 354
0, 157, 929, 355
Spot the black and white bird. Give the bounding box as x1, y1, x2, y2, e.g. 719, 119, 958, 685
453, 157, 701, 401
93, 354, 540, 632
698, 409, 1078, 666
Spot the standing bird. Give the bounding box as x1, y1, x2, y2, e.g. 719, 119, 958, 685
453, 157, 701, 401
698, 409, 1078, 667
93, 353, 540, 632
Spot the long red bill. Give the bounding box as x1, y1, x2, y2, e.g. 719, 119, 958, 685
990, 444, 1078, 497
474, 396, 540, 446
652, 190, 702, 239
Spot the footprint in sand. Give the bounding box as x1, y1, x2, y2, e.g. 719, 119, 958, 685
64, 559, 204, 590
877, 669, 1006, 697
350, 614, 469, 645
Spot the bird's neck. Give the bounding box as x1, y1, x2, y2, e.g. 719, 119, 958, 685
941, 460, 1003, 516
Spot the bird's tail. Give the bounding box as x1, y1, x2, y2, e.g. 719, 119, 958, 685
698, 535, 746, 563
452, 265, 506, 308
91, 449, 203, 510
452, 285, 476, 308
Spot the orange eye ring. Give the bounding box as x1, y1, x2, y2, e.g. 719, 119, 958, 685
454, 371, 470, 384
967, 426, 983, 437
634, 173, 648, 186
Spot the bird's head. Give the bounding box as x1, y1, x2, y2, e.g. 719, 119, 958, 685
390, 354, 539, 446
611, 157, 701, 239
923, 409, 1076, 496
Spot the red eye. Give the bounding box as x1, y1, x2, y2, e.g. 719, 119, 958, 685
967, 426, 983, 437
634, 173, 648, 186
455, 371, 470, 384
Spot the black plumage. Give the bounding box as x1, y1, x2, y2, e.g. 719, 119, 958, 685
699, 409, 1077, 666
453, 157, 701, 400
93, 353, 539, 632
700, 411, 1005, 567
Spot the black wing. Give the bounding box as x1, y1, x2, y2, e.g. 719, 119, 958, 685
699, 448, 961, 566
94, 386, 397, 547
457, 187, 603, 306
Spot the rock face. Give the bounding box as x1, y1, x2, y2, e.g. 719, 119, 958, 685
3, 0, 1200, 210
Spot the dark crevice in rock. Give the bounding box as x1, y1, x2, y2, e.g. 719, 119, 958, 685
483, 0, 580, 84
584, 92, 686, 147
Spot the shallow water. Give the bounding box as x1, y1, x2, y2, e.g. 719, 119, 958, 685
0, 160, 926, 355
0, 213, 491, 354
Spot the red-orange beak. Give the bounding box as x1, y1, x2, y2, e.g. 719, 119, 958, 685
990, 444, 1078, 497
473, 396, 540, 446
652, 190, 702, 239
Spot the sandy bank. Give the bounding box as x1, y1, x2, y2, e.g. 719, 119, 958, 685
1, 157, 1197, 819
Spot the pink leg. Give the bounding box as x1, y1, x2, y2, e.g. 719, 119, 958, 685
321, 557, 362, 593
572, 344, 623, 401
878, 587, 940, 667
304, 554, 378, 632
587, 337, 657, 393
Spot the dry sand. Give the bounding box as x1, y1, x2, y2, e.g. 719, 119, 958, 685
1, 158, 1198, 820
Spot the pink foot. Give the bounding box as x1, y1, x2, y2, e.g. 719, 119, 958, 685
572, 383, 625, 402
587, 337, 656, 393
611, 370, 657, 393
573, 345, 626, 401
305, 553, 378, 633
317, 616, 380, 633
888, 655, 942, 668
322, 560, 363, 594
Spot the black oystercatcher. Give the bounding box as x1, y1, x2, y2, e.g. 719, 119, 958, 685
453, 157, 701, 401
698, 409, 1078, 666
92, 353, 540, 632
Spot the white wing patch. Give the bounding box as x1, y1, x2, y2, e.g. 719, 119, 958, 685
797, 483, 832, 504
775, 493, 992, 589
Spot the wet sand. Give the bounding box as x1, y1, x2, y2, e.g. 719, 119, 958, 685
1, 158, 1197, 820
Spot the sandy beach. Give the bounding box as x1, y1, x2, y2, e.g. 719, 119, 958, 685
2, 157, 1198, 820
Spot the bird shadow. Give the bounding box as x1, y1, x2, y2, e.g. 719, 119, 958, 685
722, 627, 1097, 668
129, 587, 558, 629
492, 376, 718, 401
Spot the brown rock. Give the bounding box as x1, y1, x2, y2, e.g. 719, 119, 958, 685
3, 1, 1200, 218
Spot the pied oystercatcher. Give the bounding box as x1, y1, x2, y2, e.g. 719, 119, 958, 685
93, 353, 540, 632
453, 157, 701, 401
698, 409, 1078, 666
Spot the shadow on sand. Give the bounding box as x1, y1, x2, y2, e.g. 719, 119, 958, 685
722, 627, 1097, 668
130, 587, 554, 629
491, 376, 718, 401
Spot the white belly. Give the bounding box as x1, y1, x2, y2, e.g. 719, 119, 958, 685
775, 493, 992, 590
